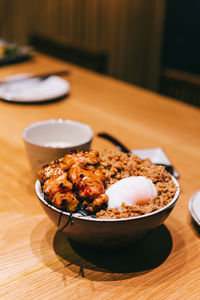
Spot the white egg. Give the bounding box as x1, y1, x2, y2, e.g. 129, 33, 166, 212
106, 176, 157, 210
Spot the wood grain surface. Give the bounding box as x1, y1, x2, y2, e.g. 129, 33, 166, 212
0, 53, 200, 299
0, 0, 165, 90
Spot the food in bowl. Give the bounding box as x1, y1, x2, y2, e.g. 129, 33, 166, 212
38, 149, 177, 219
38, 150, 108, 213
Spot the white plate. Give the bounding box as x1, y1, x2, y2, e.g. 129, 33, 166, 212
189, 190, 200, 226
0, 75, 70, 103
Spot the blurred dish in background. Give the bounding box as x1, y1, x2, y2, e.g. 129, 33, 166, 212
0, 75, 70, 103
0, 39, 32, 66
189, 191, 200, 226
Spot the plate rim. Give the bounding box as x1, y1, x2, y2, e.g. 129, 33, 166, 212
188, 191, 200, 226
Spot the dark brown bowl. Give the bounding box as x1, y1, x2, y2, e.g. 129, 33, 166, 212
35, 176, 180, 248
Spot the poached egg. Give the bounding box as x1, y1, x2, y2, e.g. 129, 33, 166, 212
106, 176, 157, 210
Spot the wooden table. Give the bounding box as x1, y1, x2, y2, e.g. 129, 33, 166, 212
0, 53, 200, 300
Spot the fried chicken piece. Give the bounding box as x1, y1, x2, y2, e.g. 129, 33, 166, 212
68, 163, 106, 199
92, 194, 108, 212
52, 191, 79, 212
38, 162, 67, 185
83, 193, 108, 212
92, 194, 108, 209
43, 173, 73, 201
68, 163, 105, 187
79, 181, 105, 200
39, 150, 108, 214
83, 165, 105, 181
68, 162, 107, 211
63, 150, 100, 169
66, 152, 108, 210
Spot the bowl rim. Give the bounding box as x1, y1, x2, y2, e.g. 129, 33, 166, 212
35, 175, 180, 222
22, 119, 94, 148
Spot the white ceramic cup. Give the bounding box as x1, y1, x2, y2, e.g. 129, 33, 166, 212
23, 119, 94, 175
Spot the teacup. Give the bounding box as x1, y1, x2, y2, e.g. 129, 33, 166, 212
23, 119, 93, 176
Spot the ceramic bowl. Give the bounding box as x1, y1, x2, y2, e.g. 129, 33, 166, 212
23, 119, 93, 175
35, 176, 180, 248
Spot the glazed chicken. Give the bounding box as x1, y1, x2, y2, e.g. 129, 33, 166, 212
43, 173, 73, 200
38, 150, 108, 213
38, 161, 67, 185
52, 191, 79, 212
63, 150, 100, 169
